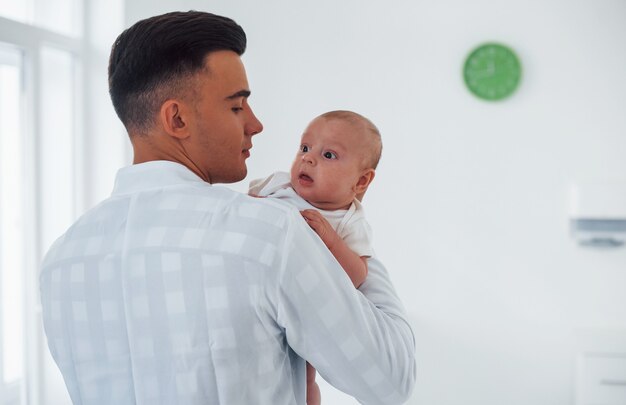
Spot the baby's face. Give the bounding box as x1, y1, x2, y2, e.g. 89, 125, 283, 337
290, 117, 367, 210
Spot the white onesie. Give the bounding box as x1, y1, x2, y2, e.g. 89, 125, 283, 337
249, 171, 374, 257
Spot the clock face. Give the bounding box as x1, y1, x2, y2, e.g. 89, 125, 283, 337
463, 43, 522, 101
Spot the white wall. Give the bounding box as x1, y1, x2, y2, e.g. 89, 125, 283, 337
82, 0, 129, 209
104, 1, 626, 404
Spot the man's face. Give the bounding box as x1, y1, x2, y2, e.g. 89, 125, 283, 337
187, 50, 263, 183
290, 117, 367, 210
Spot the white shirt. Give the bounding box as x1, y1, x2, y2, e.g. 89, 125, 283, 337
249, 171, 374, 257
40, 161, 415, 405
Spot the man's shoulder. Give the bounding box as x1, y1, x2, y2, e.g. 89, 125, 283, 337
132, 183, 303, 234
219, 188, 302, 229
248, 171, 291, 197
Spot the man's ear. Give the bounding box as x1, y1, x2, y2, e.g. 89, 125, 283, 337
355, 169, 375, 201
159, 100, 190, 139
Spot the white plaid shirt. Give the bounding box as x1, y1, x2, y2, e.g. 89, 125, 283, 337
40, 161, 415, 405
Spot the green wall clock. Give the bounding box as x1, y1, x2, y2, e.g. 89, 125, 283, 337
463, 43, 522, 101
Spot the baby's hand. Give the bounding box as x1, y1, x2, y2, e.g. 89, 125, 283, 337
300, 209, 340, 251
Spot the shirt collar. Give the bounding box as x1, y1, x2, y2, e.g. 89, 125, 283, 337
111, 160, 207, 196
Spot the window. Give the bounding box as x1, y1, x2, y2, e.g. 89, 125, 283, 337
39, 46, 80, 251
0, 45, 24, 405
0, 0, 82, 37
0, 2, 83, 404
0, 1, 126, 402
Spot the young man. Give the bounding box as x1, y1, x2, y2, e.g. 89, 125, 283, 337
39, 11, 416, 405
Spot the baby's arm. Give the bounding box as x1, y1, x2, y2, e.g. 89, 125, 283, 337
300, 209, 367, 288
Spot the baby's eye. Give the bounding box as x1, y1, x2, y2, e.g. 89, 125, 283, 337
300, 145, 309, 153
323, 151, 337, 159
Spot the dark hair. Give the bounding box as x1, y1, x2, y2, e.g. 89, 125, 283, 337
108, 11, 246, 134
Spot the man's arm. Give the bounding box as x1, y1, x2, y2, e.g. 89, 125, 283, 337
300, 209, 368, 288
276, 209, 416, 404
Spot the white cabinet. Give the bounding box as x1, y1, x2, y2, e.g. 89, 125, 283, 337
577, 354, 626, 405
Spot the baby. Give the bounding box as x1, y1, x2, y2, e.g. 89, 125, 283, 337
249, 110, 382, 405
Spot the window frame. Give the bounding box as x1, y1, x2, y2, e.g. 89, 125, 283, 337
0, 12, 84, 405
0, 43, 25, 404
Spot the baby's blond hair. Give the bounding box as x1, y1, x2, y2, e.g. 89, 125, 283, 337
318, 110, 382, 170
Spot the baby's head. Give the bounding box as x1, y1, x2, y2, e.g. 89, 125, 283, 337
290, 110, 382, 211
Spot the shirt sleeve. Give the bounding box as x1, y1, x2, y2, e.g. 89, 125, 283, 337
275, 209, 416, 404
342, 217, 375, 258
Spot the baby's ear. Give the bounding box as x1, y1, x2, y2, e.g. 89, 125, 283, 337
355, 169, 375, 201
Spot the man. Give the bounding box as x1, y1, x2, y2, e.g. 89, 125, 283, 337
40, 11, 416, 405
